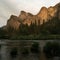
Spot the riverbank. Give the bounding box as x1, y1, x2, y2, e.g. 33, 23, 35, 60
7, 34, 60, 40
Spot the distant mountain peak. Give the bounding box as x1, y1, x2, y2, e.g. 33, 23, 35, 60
10, 15, 18, 20
55, 2, 60, 7
37, 7, 47, 15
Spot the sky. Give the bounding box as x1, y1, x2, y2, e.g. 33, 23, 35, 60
0, 0, 60, 27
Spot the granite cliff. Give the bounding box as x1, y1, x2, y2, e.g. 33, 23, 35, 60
5, 3, 60, 31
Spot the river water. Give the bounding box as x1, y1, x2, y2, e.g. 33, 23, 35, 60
0, 40, 60, 60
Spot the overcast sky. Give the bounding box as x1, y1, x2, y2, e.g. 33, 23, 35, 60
0, 0, 60, 27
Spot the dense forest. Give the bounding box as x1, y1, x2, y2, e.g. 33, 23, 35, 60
0, 16, 60, 40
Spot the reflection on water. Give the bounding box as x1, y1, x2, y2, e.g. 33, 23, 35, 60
0, 40, 60, 60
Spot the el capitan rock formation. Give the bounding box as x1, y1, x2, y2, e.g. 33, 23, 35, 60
5, 3, 60, 31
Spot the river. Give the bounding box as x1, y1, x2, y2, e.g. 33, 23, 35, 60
0, 40, 60, 60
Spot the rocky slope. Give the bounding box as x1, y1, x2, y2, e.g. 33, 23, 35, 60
5, 3, 60, 31
6, 15, 20, 31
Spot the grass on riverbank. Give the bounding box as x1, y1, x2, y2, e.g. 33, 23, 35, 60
9, 34, 60, 40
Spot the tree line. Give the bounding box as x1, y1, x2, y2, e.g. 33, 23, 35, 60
0, 17, 60, 39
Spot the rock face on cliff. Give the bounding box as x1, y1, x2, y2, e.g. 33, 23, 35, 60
19, 11, 34, 26
37, 6, 58, 23
19, 11, 27, 21
48, 6, 57, 18
7, 15, 20, 31
37, 7, 49, 23
55, 3, 60, 19
6, 3, 60, 31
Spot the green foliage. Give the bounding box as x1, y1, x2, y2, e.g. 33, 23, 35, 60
0, 16, 60, 39
0, 28, 9, 39
43, 42, 60, 58
31, 42, 40, 53
21, 48, 29, 56
19, 23, 29, 35
18, 17, 60, 37
10, 48, 18, 58
41, 17, 60, 34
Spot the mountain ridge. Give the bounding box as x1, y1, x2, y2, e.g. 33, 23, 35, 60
3, 3, 60, 31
